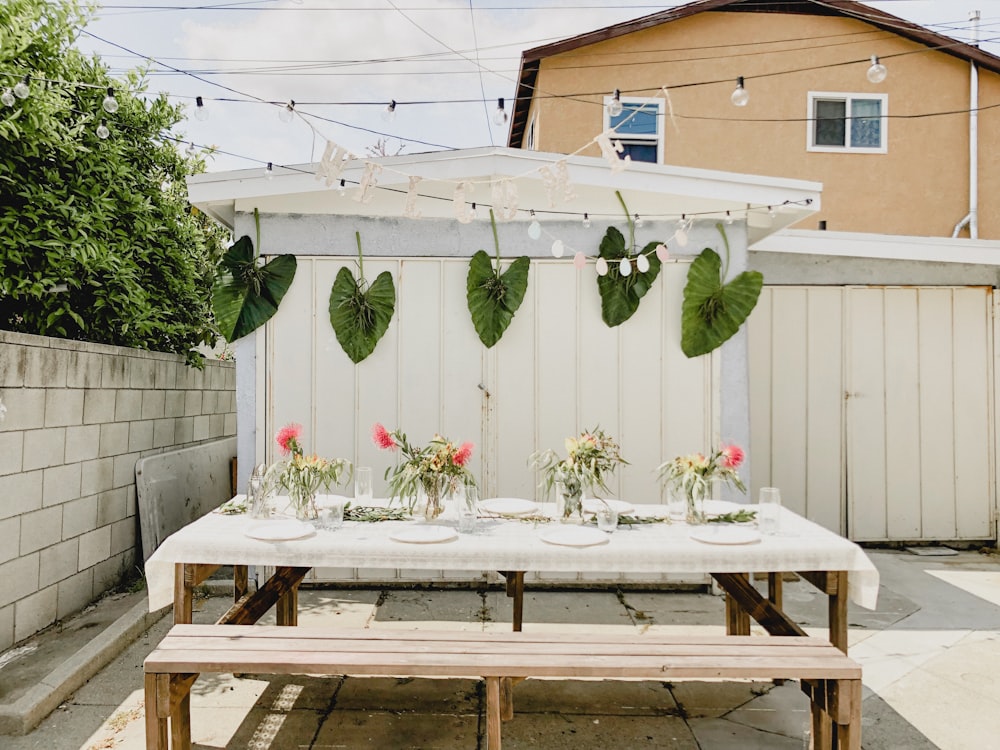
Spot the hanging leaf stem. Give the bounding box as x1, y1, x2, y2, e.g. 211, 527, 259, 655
355, 231, 365, 286
615, 190, 635, 253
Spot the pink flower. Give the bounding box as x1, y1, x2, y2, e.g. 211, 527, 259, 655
720, 444, 744, 470
275, 423, 303, 456
453, 442, 474, 467
372, 423, 396, 450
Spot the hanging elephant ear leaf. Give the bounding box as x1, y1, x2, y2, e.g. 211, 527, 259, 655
466, 210, 530, 348
596, 226, 663, 328
213, 234, 297, 342
329, 236, 395, 363
681, 247, 763, 358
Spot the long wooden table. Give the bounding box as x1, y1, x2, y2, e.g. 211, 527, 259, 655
147, 500, 879, 654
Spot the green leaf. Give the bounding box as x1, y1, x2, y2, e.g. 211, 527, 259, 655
596, 228, 663, 327
466, 250, 530, 348
213, 235, 297, 342
329, 267, 396, 363
681, 248, 763, 358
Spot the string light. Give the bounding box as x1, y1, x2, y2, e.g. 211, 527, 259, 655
13, 76, 30, 99
675, 216, 690, 247
731, 76, 749, 107
96, 119, 110, 139
278, 100, 295, 123
867, 55, 887, 83
185, 141, 197, 157
493, 97, 508, 126
264, 161, 274, 179
382, 99, 396, 122
1, 89, 14, 107
607, 88, 623, 118
338, 178, 346, 196
633, 213, 643, 228
101, 87, 119, 114
582, 212, 591, 229
725, 210, 734, 225
194, 95, 208, 121
527, 210, 541, 239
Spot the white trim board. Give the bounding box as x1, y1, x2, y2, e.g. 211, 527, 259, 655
753, 229, 1000, 266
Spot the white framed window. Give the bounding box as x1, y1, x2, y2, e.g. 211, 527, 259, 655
526, 113, 537, 151
807, 92, 888, 153
602, 96, 663, 164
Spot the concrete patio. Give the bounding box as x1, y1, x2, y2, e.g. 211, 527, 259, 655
3, 548, 999, 749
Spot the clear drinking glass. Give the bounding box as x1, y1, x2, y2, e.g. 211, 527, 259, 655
596, 505, 619, 533
666, 483, 686, 522
354, 467, 373, 506
758, 487, 781, 535
317, 498, 345, 531
458, 485, 478, 534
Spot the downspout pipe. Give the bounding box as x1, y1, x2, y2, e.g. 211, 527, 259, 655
953, 10, 980, 239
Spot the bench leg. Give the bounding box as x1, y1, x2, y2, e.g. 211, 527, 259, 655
145, 674, 168, 750
486, 677, 502, 750
831, 679, 862, 750
169, 675, 197, 750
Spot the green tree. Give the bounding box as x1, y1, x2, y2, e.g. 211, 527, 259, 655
0, 0, 228, 366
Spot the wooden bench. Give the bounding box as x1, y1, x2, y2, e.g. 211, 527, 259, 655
144, 625, 862, 750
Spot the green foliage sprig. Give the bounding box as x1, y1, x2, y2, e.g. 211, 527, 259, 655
596, 191, 663, 327
467, 209, 530, 347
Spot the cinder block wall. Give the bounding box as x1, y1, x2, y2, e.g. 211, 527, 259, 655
0, 332, 235, 650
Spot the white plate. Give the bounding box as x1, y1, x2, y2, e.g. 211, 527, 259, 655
689, 525, 761, 545
582, 498, 634, 515
480, 498, 538, 516
244, 520, 316, 541
390, 525, 458, 544
702, 500, 749, 517
539, 526, 610, 548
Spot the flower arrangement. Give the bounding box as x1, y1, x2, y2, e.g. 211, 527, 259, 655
271, 423, 351, 520
372, 423, 476, 519
529, 428, 627, 521
657, 444, 746, 523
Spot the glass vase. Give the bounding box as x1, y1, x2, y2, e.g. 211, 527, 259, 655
288, 486, 319, 522
680, 480, 707, 525
555, 481, 584, 524
418, 475, 454, 521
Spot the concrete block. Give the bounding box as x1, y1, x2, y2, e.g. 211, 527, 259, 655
43, 388, 84, 427
100, 355, 129, 388
0, 553, 40, 608
78, 526, 112, 569
14, 584, 57, 642
0, 470, 43, 520
80, 457, 114, 496
0, 604, 12, 652
0, 430, 24, 475
128, 357, 155, 388
209, 414, 225, 438
97, 488, 128, 526
141, 390, 165, 420
22, 427, 66, 471
92, 550, 128, 593
64, 424, 101, 464
210, 365, 226, 391
19, 506, 63, 555
126, 484, 136, 517
224, 412, 237, 436
98, 422, 129, 458
110, 517, 137, 556
65, 350, 103, 388
173, 416, 194, 444
24, 347, 67, 388
114, 389, 142, 421
152, 418, 176, 448
56, 568, 94, 619
183, 390, 202, 416
201, 390, 217, 415
62, 494, 98, 539
192, 415, 209, 440
164, 389, 185, 417
112, 452, 140, 489
154, 360, 177, 389
39, 538, 80, 588
180, 365, 204, 390
82, 389, 116, 424
42, 463, 82, 507
0, 516, 20, 564
127, 419, 153, 452
0, 344, 26, 387
224, 365, 236, 390
0, 388, 46, 431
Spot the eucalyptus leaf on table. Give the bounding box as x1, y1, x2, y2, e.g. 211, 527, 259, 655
213, 210, 297, 342
329, 232, 396, 363
681, 224, 763, 358
467, 209, 530, 348
596, 191, 663, 328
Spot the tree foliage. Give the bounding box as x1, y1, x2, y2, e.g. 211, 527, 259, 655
0, 0, 228, 366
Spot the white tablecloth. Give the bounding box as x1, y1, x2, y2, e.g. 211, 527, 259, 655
145, 500, 879, 613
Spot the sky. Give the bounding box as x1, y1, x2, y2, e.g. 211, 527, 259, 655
75, 0, 1000, 174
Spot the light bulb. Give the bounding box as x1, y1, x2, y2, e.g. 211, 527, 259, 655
595, 257, 609, 276
194, 96, 208, 121
619, 257, 632, 277
867, 55, 887, 84
96, 119, 110, 140
102, 87, 119, 114
264, 162, 274, 179
493, 97, 508, 126
636, 254, 650, 273
550, 239, 564, 258
724, 211, 734, 225
655, 243, 669, 262
675, 218, 689, 247
607, 88, 623, 118
573, 251, 586, 270
338, 179, 346, 196
13, 76, 30, 99
731, 76, 749, 107
527, 218, 541, 240
634, 213, 643, 228
582, 212, 591, 229
382, 99, 396, 122
278, 100, 295, 123
1, 89, 14, 107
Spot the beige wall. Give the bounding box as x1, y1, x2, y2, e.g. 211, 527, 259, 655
527, 11, 998, 239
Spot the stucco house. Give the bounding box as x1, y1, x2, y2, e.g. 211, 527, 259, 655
507, 0, 1000, 544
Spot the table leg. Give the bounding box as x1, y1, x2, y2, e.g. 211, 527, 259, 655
173, 563, 192, 625
234, 565, 249, 601
725, 573, 751, 635
276, 580, 299, 626
829, 571, 848, 654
